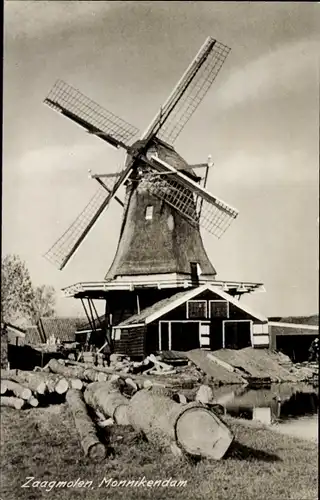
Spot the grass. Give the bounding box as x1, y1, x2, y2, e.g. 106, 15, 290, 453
0, 403, 318, 500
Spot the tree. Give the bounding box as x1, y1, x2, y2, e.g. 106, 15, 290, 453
29, 284, 56, 324
1, 254, 56, 326
1, 255, 35, 325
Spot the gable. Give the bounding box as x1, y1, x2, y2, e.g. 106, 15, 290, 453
117, 284, 267, 328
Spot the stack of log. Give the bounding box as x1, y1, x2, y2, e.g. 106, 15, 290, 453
0, 368, 79, 409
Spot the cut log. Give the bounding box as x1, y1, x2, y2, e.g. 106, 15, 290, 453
0, 396, 24, 409
66, 389, 107, 462
47, 359, 87, 379
1, 380, 7, 395
47, 359, 106, 383
1, 369, 47, 395
84, 380, 130, 425
41, 374, 69, 394
27, 396, 39, 407
143, 380, 153, 389
2, 380, 32, 401
127, 389, 233, 460
69, 378, 83, 390
96, 372, 108, 382
53, 377, 70, 395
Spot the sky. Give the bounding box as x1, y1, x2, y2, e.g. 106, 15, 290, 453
3, 1, 319, 318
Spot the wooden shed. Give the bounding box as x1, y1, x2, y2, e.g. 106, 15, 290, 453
269, 321, 318, 362
113, 284, 269, 358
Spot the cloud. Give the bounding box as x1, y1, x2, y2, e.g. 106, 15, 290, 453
214, 149, 318, 188
4, 1, 121, 40
4, 141, 125, 182
214, 38, 319, 110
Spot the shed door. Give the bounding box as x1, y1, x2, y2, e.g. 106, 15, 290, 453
159, 322, 170, 351
199, 322, 210, 349
223, 321, 251, 349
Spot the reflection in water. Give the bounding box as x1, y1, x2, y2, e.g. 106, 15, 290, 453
213, 383, 318, 441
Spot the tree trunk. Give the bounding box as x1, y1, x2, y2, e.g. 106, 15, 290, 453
1, 380, 32, 400
84, 380, 130, 425
127, 389, 234, 460
66, 389, 107, 462
0, 396, 24, 409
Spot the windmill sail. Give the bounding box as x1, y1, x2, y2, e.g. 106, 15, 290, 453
44, 162, 133, 269
140, 155, 238, 238
44, 186, 110, 269
142, 37, 230, 145
44, 80, 139, 150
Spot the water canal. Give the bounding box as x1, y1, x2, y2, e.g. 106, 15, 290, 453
211, 383, 318, 442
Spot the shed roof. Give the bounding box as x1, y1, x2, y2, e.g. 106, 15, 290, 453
38, 317, 87, 342
269, 321, 318, 336
4, 323, 26, 338
116, 284, 267, 328
24, 325, 44, 344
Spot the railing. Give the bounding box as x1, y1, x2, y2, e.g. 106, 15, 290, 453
61, 279, 265, 298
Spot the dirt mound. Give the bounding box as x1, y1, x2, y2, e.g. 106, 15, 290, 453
212, 348, 315, 383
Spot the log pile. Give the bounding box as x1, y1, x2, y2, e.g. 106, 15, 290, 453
0, 359, 234, 462
0, 367, 81, 408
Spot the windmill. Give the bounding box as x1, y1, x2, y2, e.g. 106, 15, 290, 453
43, 37, 260, 339
44, 37, 237, 280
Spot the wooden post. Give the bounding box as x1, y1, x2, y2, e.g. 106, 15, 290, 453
104, 299, 113, 354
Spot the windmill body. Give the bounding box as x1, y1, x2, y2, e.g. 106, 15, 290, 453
106, 138, 217, 282
43, 37, 267, 354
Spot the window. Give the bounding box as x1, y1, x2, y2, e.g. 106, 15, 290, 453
209, 300, 229, 318
145, 206, 153, 220
112, 328, 121, 341
187, 300, 207, 319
